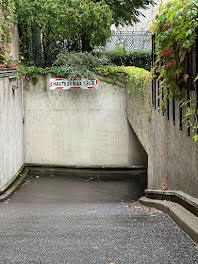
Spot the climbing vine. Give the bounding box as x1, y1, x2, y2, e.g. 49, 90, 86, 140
0, 0, 15, 68
150, 0, 198, 142
95, 66, 152, 120
123, 66, 152, 120
18, 64, 152, 120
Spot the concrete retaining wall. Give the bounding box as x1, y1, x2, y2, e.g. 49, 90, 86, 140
11, 26, 19, 61
0, 76, 24, 190
126, 83, 198, 198
2, 71, 197, 200
24, 75, 147, 167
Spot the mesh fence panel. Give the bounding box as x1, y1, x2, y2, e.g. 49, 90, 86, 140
96, 31, 152, 51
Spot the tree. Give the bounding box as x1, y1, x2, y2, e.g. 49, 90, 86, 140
81, 0, 155, 51
15, 0, 155, 66
94, 0, 155, 25
15, 0, 113, 65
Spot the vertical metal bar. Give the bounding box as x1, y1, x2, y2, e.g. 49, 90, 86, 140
161, 86, 164, 116
154, 79, 156, 109
167, 88, 170, 120
186, 52, 191, 136
179, 85, 183, 130
196, 29, 198, 134
154, 35, 156, 109
157, 80, 160, 110
152, 35, 154, 106
173, 94, 175, 125
152, 81, 154, 106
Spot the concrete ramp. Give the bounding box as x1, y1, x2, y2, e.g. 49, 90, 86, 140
0, 169, 198, 264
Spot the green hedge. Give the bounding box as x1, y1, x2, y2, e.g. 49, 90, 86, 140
93, 48, 151, 71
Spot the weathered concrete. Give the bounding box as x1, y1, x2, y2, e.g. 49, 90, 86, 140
0, 167, 28, 202
1, 70, 197, 206
11, 26, 19, 61
126, 83, 198, 198
145, 189, 198, 217
0, 76, 24, 190
139, 196, 198, 244
24, 75, 147, 168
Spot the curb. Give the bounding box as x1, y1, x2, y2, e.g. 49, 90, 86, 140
145, 189, 198, 217
0, 167, 29, 202
0, 164, 26, 194
139, 196, 198, 245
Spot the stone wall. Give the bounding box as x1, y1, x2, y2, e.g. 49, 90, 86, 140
126, 83, 198, 198
24, 75, 147, 168
0, 75, 24, 190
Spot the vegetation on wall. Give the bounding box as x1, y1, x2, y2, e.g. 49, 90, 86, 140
0, 0, 15, 67
18, 51, 112, 84
150, 0, 198, 142
98, 66, 152, 120
19, 62, 152, 120
53, 50, 112, 79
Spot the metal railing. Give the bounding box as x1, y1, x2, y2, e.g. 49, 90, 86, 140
152, 33, 198, 137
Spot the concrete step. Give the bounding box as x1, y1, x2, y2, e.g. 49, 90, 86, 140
139, 196, 198, 244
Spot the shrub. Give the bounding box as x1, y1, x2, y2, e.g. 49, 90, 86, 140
93, 47, 151, 71
52, 50, 113, 79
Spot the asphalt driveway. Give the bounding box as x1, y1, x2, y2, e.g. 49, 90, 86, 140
0, 169, 197, 264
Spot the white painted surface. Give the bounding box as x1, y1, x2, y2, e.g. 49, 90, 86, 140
50, 78, 98, 90
126, 83, 198, 199
11, 26, 19, 61
0, 76, 24, 189
24, 75, 147, 167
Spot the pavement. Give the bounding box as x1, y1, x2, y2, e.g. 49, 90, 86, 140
0, 171, 198, 264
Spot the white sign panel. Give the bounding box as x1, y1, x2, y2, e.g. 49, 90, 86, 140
50, 78, 98, 90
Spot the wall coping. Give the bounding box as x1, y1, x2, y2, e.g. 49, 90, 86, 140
0, 69, 18, 78
145, 189, 198, 217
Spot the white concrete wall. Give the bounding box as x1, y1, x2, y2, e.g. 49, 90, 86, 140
0, 76, 24, 189
24, 75, 147, 168
126, 83, 198, 199
11, 26, 19, 61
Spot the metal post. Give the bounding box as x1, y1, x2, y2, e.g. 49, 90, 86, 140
152, 35, 154, 106
173, 95, 175, 125
167, 88, 170, 120
186, 52, 190, 136
196, 29, 198, 134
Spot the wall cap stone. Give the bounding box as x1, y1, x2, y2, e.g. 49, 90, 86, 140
139, 196, 198, 244
145, 189, 198, 217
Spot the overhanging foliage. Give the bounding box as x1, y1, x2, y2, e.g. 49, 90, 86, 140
150, 0, 198, 142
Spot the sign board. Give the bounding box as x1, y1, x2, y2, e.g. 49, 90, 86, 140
50, 78, 98, 90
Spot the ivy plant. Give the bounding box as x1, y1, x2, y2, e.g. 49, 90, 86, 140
0, 0, 15, 67
150, 0, 198, 142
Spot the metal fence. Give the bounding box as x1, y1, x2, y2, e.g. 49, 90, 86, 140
96, 31, 152, 52
152, 34, 198, 137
